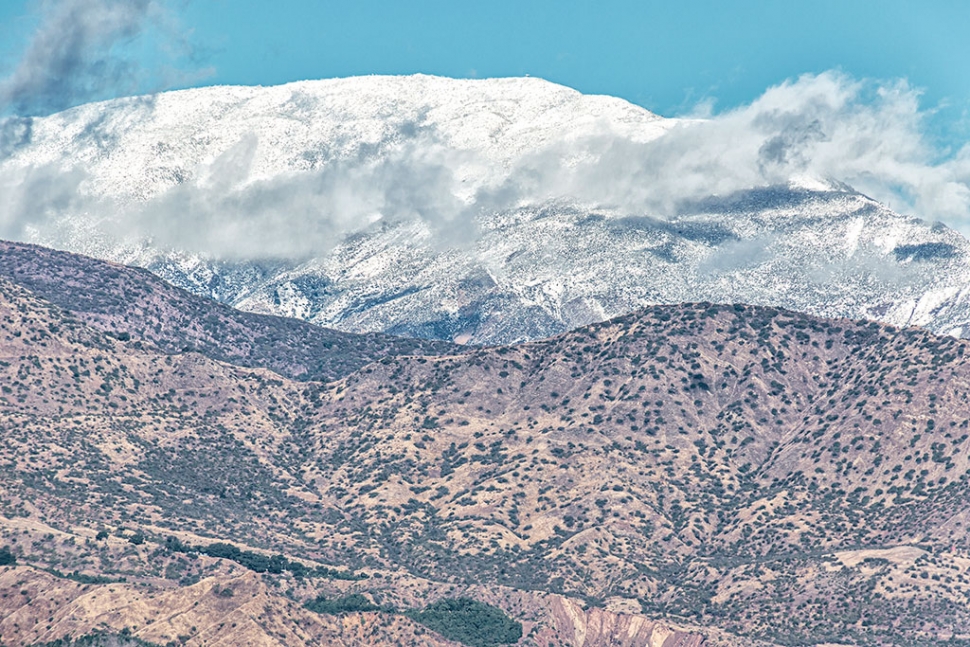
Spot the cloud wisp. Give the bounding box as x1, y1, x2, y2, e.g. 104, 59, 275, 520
489, 72, 970, 229
0, 0, 207, 117
129, 134, 478, 260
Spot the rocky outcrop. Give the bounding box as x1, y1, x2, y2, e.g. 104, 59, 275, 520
534, 596, 705, 647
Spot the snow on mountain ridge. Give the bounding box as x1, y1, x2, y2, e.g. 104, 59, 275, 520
6, 75, 675, 203
3, 75, 970, 344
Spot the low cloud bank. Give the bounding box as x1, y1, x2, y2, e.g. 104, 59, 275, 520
130, 135, 479, 259
495, 72, 970, 227
2, 70, 970, 260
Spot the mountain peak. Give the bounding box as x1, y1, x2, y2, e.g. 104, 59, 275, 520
3, 76, 970, 345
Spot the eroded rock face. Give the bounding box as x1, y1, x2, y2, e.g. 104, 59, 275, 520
533, 596, 705, 647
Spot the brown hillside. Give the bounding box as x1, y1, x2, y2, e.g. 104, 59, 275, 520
0, 239, 459, 382
2, 271, 970, 645
293, 303, 970, 644
0, 276, 710, 646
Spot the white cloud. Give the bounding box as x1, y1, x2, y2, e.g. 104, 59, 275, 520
4, 70, 970, 260
123, 134, 478, 259
491, 71, 970, 229
0, 0, 209, 117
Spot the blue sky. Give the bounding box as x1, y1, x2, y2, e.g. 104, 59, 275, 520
3, 1, 970, 239
0, 0, 969, 128
3, 0, 970, 231
183, 0, 970, 121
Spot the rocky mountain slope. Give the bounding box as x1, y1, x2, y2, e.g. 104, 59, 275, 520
3, 253, 970, 645
0, 239, 458, 381
3, 75, 970, 344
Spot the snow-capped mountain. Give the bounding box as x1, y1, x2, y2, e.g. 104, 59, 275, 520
2, 74, 970, 343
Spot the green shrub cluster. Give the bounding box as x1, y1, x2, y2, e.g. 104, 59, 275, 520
28, 633, 161, 647
163, 536, 363, 580
406, 598, 522, 647
304, 594, 521, 647
45, 567, 123, 584
304, 593, 384, 614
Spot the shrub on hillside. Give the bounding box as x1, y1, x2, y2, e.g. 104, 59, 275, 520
304, 593, 381, 614
407, 597, 522, 647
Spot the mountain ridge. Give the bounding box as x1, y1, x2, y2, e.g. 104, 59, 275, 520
0, 238, 460, 381
2, 245, 970, 644
5, 75, 970, 344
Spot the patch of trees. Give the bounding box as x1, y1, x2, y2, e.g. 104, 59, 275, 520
407, 598, 523, 647
304, 595, 521, 647
0, 545, 15, 565
27, 633, 161, 647
304, 593, 386, 614
163, 536, 363, 580
45, 567, 123, 584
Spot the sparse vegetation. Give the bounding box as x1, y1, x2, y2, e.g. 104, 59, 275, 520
28, 634, 162, 647
4, 259, 970, 646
